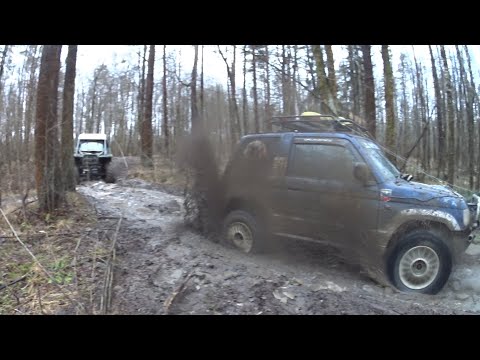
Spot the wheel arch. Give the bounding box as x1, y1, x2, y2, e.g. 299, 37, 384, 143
385, 220, 453, 261
224, 196, 267, 219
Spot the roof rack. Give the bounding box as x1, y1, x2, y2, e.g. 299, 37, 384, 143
270, 114, 371, 138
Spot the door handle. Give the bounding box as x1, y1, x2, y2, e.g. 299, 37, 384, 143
288, 186, 302, 191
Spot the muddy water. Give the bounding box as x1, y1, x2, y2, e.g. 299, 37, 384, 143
77, 179, 480, 315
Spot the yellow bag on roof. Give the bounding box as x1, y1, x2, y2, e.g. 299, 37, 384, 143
301, 111, 321, 116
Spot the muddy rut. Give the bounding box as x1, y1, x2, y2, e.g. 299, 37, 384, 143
77, 179, 480, 315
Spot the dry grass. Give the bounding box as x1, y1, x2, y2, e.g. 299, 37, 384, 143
126, 155, 186, 186
0, 190, 108, 315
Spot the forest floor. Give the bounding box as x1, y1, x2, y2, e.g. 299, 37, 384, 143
2, 156, 480, 315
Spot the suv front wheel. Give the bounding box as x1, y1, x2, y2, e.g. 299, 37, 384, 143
222, 210, 265, 254
387, 229, 452, 295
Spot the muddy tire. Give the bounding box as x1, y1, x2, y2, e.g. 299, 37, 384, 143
105, 163, 116, 183
222, 210, 266, 254
387, 229, 452, 295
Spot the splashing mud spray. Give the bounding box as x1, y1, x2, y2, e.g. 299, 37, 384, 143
178, 130, 226, 239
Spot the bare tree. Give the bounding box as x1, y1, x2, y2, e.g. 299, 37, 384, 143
200, 46, 205, 119
242, 46, 249, 135
191, 45, 200, 133
218, 46, 241, 144
141, 45, 154, 167
325, 45, 337, 94
0, 45, 8, 94
312, 45, 337, 114
463, 46, 478, 189
137, 45, 147, 151
61, 45, 78, 191
23, 46, 39, 162
382, 45, 396, 164
440, 46, 456, 185
251, 46, 260, 133
264, 46, 272, 132
361, 45, 376, 138
411, 47, 429, 176
86, 70, 99, 133
35, 45, 63, 213
429, 46, 446, 179
162, 45, 169, 155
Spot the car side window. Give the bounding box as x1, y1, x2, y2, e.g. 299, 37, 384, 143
288, 143, 357, 182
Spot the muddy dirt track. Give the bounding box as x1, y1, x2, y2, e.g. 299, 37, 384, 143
74, 173, 480, 315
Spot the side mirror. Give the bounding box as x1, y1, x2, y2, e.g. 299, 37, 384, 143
354, 162, 370, 184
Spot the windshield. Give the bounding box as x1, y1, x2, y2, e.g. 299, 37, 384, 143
357, 138, 400, 181
79, 141, 104, 153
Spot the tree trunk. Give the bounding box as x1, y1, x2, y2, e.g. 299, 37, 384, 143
347, 45, 360, 117
312, 45, 337, 115
325, 45, 338, 104
218, 46, 241, 146
440, 46, 455, 185
191, 45, 200, 134
454, 46, 469, 188
464, 46, 477, 189
23, 45, 39, 162
35, 45, 64, 213
325, 45, 340, 113
265, 46, 272, 132
61, 45, 78, 191
412, 47, 428, 176
200, 45, 205, 123
141, 45, 154, 167
361, 45, 376, 138
382, 45, 396, 164
252, 46, 259, 133
162, 45, 169, 155
86, 71, 98, 133
306, 45, 319, 108
429, 45, 446, 179
0, 45, 8, 94
137, 45, 147, 153
242, 45, 249, 135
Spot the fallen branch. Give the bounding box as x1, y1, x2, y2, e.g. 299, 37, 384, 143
400, 118, 430, 173
0, 207, 86, 313
164, 271, 195, 314
101, 214, 123, 315
369, 302, 402, 315
37, 285, 45, 315
0, 276, 27, 292
4, 199, 38, 215
89, 230, 102, 313
0, 229, 113, 242
73, 235, 83, 292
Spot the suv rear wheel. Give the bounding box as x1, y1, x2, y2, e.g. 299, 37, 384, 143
222, 210, 265, 254
387, 229, 452, 295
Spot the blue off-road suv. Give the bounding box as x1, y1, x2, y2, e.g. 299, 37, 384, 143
221, 113, 480, 294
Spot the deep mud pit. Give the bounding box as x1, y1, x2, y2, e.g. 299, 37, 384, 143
77, 179, 480, 315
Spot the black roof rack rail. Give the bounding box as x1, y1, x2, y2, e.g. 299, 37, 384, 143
270, 114, 371, 138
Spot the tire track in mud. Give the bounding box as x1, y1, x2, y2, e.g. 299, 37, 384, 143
77, 179, 480, 315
